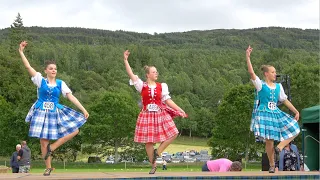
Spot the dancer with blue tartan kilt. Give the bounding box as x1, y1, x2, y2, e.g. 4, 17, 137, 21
19, 41, 89, 176
246, 45, 300, 173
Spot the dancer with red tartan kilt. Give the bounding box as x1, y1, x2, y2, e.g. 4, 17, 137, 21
123, 50, 187, 174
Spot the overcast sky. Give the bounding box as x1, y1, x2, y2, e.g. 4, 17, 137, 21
0, 0, 318, 34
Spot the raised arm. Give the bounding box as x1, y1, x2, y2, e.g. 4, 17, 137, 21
18, 41, 37, 77
246, 45, 256, 80
66, 93, 89, 119
123, 50, 138, 82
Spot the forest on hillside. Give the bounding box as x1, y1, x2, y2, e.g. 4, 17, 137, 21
0, 14, 318, 161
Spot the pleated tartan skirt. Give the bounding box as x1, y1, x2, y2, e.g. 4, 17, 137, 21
251, 110, 300, 142
26, 103, 86, 140
134, 108, 180, 143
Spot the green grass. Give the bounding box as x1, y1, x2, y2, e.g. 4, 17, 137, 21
173, 136, 210, 146
163, 144, 210, 156
156, 136, 211, 155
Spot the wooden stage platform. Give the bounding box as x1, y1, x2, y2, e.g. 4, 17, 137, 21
0, 171, 319, 179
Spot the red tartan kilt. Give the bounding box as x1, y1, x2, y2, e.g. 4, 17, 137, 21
163, 106, 187, 118
134, 109, 179, 143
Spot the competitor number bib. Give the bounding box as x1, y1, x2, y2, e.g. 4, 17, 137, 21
147, 104, 159, 112
43, 102, 54, 110
267, 102, 277, 110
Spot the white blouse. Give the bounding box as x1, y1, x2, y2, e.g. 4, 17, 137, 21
31, 72, 72, 97
251, 75, 288, 102
129, 76, 171, 102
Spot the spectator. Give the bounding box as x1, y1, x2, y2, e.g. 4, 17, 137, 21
162, 159, 167, 170
276, 142, 302, 171
202, 158, 242, 172
10, 144, 21, 173
17, 141, 31, 173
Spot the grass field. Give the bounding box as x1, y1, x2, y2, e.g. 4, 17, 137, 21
156, 136, 211, 155
172, 136, 209, 146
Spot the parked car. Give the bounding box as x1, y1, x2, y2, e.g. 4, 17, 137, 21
200, 150, 209, 155
175, 155, 184, 162
155, 158, 164, 164
171, 158, 181, 163
184, 157, 196, 163
106, 158, 115, 164
161, 152, 168, 157
163, 154, 172, 163
190, 150, 196, 156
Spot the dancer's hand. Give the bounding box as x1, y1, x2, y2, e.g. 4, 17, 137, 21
124, 50, 130, 61
180, 109, 188, 118
294, 112, 299, 121
83, 110, 89, 119
19, 41, 28, 52
246, 45, 253, 57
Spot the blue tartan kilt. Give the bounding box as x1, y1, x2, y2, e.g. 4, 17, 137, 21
25, 103, 86, 140
250, 110, 300, 142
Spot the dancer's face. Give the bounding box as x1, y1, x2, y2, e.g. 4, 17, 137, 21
147, 67, 158, 81
45, 64, 57, 78
265, 66, 277, 82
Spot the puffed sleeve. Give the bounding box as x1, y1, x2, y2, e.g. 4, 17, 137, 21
129, 75, 143, 92
251, 75, 262, 91
31, 72, 43, 88
161, 83, 171, 102
61, 81, 72, 98
278, 84, 288, 102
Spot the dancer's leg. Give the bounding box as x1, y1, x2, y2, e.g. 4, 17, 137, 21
50, 129, 79, 151
145, 143, 155, 163
40, 139, 52, 168
146, 143, 157, 174
157, 134, 178, 155
265, 139, 275, 167
276, 135, 297, 151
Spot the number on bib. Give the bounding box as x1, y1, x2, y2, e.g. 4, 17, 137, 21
147, 104, 159, 112
268, 102, 277, 110
43, 102, 54, 110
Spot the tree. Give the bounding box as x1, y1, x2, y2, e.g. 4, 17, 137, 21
9, 13, 27, 54
0, 95, 33, 157
0, 95, 16, 156
195, 107, 215, 138
283, 63, 319, 111
208, 84, 262, 161
81, 91, 140, 163
172, 96, 196, 137
166, 72, 193, 95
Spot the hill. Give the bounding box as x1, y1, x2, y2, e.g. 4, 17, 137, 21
0, 25, 318, 160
